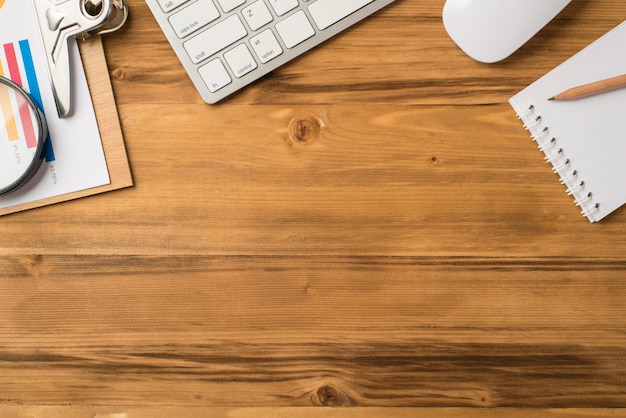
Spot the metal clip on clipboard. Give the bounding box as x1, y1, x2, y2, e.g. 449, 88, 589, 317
32, 0, 128, 118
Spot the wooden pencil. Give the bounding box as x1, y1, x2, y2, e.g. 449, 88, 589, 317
549, 73, 626, 100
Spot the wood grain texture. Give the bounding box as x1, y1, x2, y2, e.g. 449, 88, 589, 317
1, 0, 626, 413
1, 408, 626, 418
0, 406, 626, 418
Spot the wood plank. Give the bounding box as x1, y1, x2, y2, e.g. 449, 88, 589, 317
3, 103, 626, 256
105, 0, 623, 106
1, 407, 626, 418
1, 255, 625, 406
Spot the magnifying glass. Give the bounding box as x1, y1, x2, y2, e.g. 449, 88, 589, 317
0, 76, 47, 196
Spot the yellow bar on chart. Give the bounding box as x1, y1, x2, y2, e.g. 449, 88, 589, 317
0, 62, 20, 141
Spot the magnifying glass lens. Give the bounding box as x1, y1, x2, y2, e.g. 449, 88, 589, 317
0, 77, 46, 195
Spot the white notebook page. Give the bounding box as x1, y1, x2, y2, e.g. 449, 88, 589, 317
510, 20, 626, 222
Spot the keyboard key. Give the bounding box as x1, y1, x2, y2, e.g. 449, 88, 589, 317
199, 58, 232, 92
250, 29, 283, 63
242, 1, 273, 31
156, 0, 189, 13
268, 0, 298, 16
216, 0, 245, 12
169, 0, 219, 38
224, 44, 258, 78
275, 10, 315, 49
184, 15, 247, 64
308, 0, 375, 30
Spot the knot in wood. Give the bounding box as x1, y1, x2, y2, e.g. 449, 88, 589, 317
288, 113, 323, 146
314, 384, 352, 407
111, 67, 128, 81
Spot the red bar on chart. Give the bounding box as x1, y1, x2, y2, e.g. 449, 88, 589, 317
2, 42, 37, 149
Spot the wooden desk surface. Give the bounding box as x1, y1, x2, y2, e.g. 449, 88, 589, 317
2, 0, 626, 416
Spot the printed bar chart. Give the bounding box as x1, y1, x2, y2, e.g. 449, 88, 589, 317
1, 39, 54, 161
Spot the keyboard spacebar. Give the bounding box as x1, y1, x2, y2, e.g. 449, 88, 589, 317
308, 0, 375, 30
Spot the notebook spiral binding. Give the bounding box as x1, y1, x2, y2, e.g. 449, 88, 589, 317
516, 105, 600, 219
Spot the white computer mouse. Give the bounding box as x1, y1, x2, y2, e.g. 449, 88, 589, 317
442, 0, 572, 63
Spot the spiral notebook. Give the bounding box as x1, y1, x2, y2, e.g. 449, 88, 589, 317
510, 20, 626, 223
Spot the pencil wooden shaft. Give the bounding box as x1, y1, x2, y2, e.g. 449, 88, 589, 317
552, 73, 626, 100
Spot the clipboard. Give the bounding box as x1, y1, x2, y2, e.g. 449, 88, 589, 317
0, 36, 133, 216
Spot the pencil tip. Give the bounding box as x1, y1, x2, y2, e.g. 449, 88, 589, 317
548, 97, 555, 101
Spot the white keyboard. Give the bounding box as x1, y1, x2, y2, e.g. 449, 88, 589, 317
144, 0, 397, 103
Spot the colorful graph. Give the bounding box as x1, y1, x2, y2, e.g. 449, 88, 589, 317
1, 39, 55, 161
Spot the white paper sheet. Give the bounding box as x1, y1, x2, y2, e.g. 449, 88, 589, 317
0, 0, 110, 210
509, 21, 626, 222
